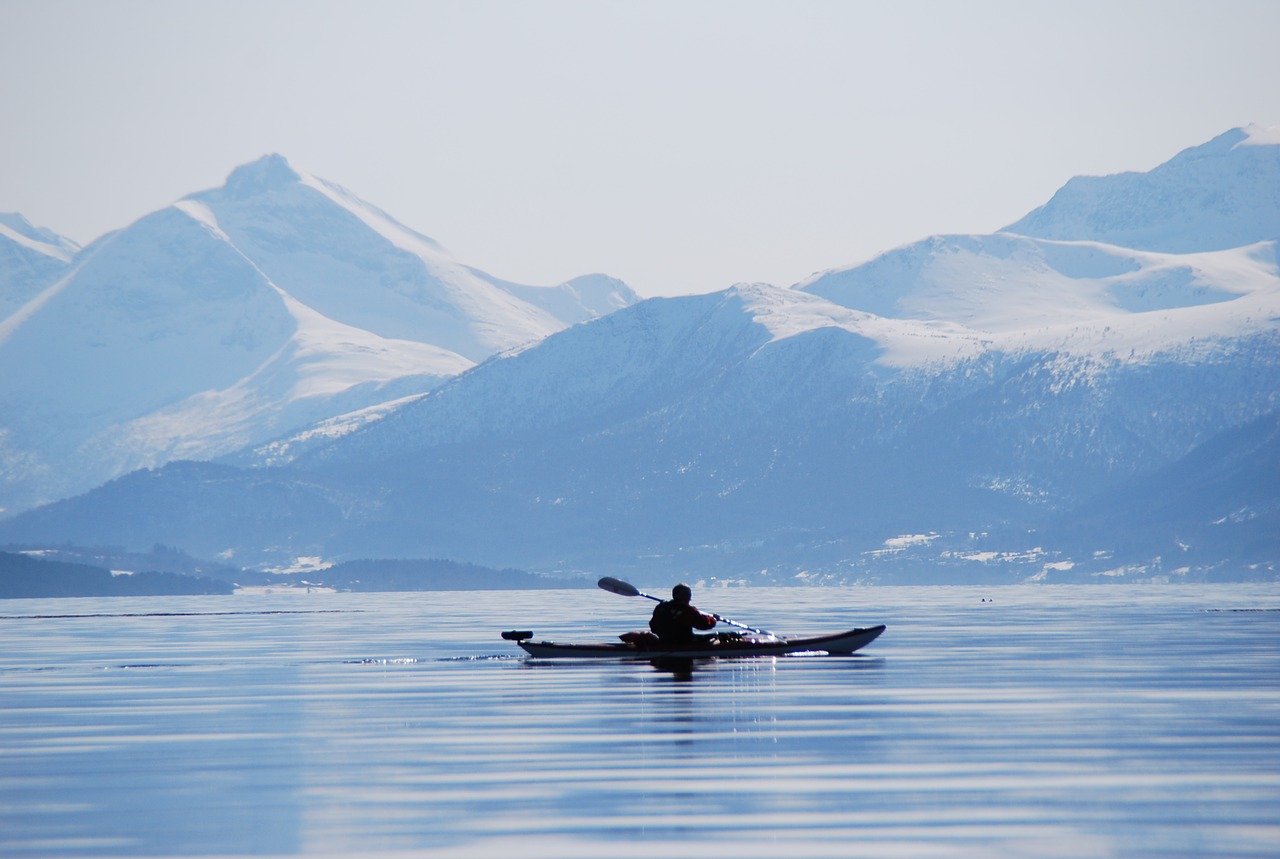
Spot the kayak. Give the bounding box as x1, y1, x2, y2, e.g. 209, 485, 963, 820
501, 625, 886, 659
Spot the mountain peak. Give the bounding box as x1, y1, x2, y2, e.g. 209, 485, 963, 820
220, 154, 302, 199
1160, 125, 1280, 163
1004, 125, 1280, 253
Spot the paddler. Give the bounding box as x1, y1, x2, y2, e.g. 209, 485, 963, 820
648, 583, 717, 643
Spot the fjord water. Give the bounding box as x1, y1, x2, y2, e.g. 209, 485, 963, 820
2, 585, 1277, 858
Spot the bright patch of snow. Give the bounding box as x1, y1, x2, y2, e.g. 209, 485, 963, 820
244, 392, 427, 466
0, 221, 76, 263
1238, 123, 1280, 147
883, 533, 941, 549
729, 281, 991, 367
296, 170, 450, 262
0, 269, 76, 346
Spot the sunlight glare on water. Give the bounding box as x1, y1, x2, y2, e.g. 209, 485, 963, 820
1, 584, 1278, 858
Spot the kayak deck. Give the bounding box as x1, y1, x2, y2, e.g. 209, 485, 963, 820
507, 625, 886, 659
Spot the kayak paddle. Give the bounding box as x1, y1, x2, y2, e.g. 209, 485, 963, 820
596, 576, 777, 637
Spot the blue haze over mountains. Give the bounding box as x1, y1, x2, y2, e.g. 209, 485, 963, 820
1, 127, 1277, 585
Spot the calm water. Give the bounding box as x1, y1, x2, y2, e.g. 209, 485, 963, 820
2, 584, 1278, 858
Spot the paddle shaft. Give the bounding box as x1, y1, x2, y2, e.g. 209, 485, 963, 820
596, 577, 775, 637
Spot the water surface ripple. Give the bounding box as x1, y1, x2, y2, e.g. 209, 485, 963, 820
2, 585, 1277, 857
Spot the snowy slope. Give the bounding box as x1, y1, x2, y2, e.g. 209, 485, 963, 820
0, 156, 637, 513
1004, 125, 1280, 252
800, 234, 1280, 360
0, 213, 79, 321
187, 155, 629, 362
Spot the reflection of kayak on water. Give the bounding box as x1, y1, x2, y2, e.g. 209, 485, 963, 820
502, 625, 887, 659
504, 576, 885, 659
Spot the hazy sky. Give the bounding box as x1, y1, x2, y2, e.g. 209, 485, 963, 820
4, 1, 1278, 297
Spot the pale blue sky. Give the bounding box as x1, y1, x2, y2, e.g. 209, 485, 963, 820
4, 0, 1278, 297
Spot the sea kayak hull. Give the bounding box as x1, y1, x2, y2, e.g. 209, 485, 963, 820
510, 625, 885, 659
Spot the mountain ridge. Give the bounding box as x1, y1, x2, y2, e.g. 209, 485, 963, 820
1002, 124, 1280, 253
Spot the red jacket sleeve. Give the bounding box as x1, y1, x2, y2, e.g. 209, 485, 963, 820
690, 607, 716, 630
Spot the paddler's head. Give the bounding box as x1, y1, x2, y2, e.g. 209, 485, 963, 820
672, 583, 692, 604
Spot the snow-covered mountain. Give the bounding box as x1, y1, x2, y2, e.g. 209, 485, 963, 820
799, 125, 1280, 345
9, 279, 1276, 581
0, 156, 637, 513
2, 128, 1276, 584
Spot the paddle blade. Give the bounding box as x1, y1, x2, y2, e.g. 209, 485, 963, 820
597, 576, 640, 597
